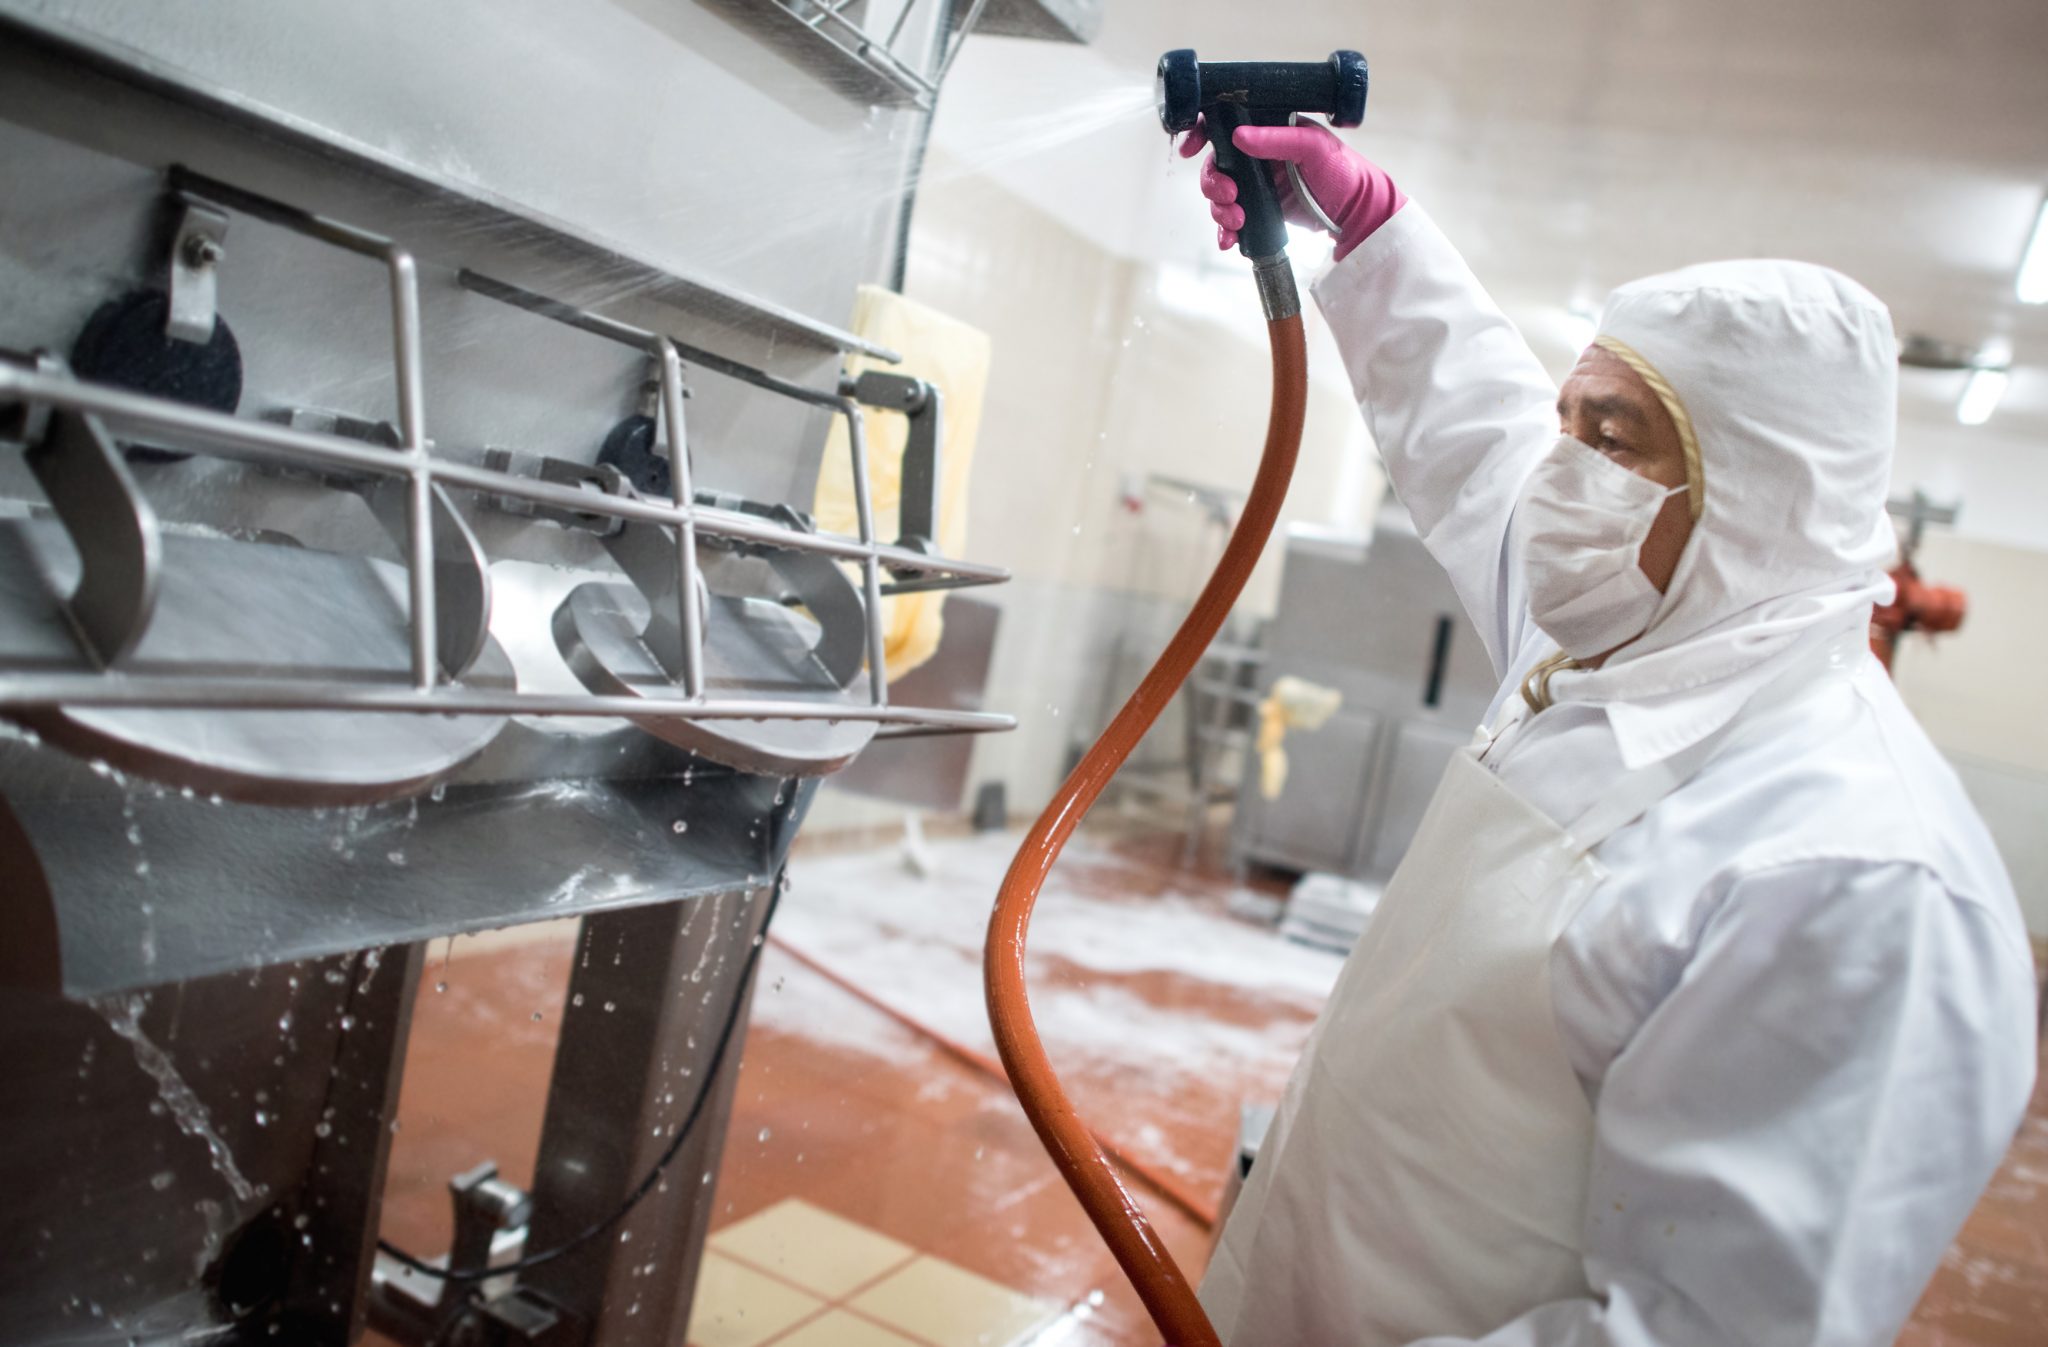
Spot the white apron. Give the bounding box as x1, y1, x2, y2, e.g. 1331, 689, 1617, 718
1200, 693, 1758, 1345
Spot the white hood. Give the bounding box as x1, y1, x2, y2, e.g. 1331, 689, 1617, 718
1560, 259, 1900, 762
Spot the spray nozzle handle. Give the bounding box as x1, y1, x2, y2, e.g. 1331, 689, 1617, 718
1158, 48, 1369, 260
1207, 105, 1290, 259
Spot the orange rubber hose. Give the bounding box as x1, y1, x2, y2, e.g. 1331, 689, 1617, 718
767, 934, 1220, 1228
986, 311, 1309, 1347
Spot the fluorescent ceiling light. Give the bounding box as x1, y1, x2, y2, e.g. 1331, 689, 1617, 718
1957, 366, 2009, 426
2019, 194, 2048, 304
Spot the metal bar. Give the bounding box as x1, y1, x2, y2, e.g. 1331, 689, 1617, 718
885, 0, 921, 50
0, 365, 412, 473
285, 943, 427, 1346
791, 1, 938, 102
838, 400, 890, 706
658, 342, 705, 699
458, 270, 848, 409
877, 573, 994, 597
0, 366, 1010, 586
935, 0, 995, 84
0, 677, 1015, 729
168, 164, 399, 259
387, 248, 437, 689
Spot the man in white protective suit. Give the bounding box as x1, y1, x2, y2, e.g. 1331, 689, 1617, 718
1175, 117, 2039, 1346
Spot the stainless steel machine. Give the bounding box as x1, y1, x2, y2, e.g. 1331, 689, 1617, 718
1230, 508, 1496, 913
0, 3, 1092, 1342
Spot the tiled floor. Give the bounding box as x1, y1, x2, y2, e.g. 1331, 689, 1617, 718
690, 1198, 1063, 1347
370, 824, 2048, 1346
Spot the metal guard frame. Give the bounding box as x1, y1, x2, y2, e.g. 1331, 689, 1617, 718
0, 167, 1013, 743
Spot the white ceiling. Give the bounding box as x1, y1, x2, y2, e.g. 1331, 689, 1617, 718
931, 0, 2048, 550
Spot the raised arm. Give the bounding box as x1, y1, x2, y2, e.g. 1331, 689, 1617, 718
1189, 121, 1558, 673
1309, 203, 1559, 674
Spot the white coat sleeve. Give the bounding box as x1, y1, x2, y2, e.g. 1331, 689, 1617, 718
1309, 203, 1560, 676
1409, 859, 2039, 1347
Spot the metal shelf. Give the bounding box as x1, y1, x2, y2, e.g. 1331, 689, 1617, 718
746, 0, 994, 112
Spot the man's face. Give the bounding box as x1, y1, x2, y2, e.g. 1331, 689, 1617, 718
1554, 345, 1695, 596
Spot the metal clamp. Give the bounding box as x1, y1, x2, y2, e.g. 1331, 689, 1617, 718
166, 197, 231, 344
844, 370, 943, 556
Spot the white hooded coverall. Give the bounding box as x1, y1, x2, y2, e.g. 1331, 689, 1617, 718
1198, 203, 2038, 1345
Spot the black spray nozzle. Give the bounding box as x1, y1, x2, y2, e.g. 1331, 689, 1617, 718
1156, 49, 1369, 259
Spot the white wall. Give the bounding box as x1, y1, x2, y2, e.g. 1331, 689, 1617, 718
1891, 534, 2048, 934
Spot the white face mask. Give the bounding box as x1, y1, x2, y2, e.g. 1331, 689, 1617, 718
1514, 436, 1689, 659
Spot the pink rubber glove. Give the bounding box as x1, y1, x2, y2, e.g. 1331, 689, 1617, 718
1178, 118, 1405, 262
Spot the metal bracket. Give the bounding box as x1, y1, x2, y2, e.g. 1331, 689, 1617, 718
368, 1159, 543, 1345
24, 398, 163, 668
844, 370, 943, 556
482, 447, 629, 538
264, 407, 494, 678
166, 198, 231, 345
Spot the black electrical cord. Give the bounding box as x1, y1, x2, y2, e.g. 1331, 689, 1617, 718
376, 876, 783, 1284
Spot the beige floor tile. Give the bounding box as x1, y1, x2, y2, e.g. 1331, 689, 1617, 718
710, 1197, 917, 1300
772, 1310, 925, 1347
686, 1251, 825, 1347
848, 1255, 1060, 1347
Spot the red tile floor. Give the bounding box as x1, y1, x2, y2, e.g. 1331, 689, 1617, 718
370, 824, 2048, 1346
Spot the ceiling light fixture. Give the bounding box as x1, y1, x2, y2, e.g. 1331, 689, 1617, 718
2018, 193, 2048, 304
1956, 366, 2009, 426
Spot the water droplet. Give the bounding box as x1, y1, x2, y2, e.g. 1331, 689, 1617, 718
149, 1171, 174, 1191
253, 1111, 270, 1127
757, 1128, 771, 1142
572, 993, 585, 1007
386, 851, 406, 866
313, 1121, 332, 1139
338, 1015, 355, 1032
430, 783, 447, 802
671, 820, 688, 834
434, 981, 447, 994
602, 1001, 616, 1013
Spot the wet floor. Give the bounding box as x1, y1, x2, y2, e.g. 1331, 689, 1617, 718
371, 824, 2048, 1346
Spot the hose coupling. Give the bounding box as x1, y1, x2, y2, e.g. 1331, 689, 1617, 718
1250, 253, 1301, 322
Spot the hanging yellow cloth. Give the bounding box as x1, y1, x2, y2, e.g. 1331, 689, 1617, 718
814, 285, 991, 680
